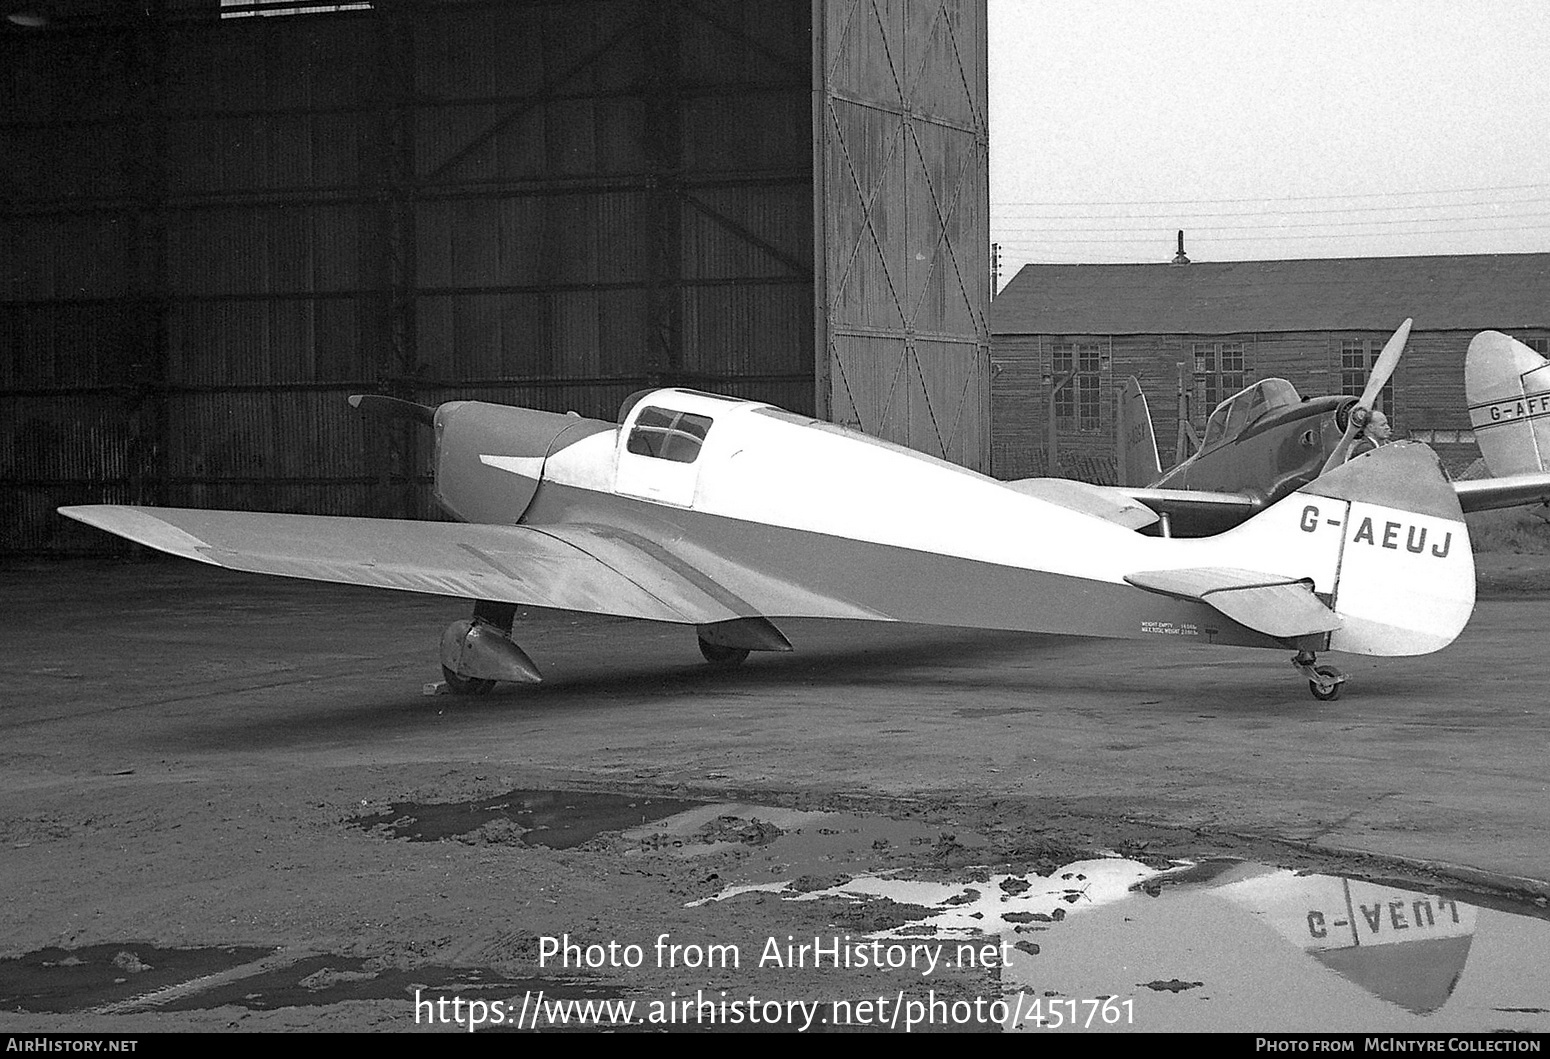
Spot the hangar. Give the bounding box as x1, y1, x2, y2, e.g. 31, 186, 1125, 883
1, 0, 991, 556
989, 252, 1550, 482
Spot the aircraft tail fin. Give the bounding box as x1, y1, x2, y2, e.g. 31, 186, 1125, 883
1116, 377, 1162, 487
1465, 330, 1550, 476
1198, 442, 1473, 656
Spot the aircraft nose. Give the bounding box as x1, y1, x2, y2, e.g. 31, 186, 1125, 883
1334, 398, 1359, 433
433, 402, 609, 524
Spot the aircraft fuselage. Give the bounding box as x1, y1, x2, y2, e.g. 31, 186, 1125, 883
426, 389, 1469, 658
1155, 395, 1353, 506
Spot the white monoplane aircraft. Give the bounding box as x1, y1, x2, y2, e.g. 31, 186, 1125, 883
62, 386, 1477, 700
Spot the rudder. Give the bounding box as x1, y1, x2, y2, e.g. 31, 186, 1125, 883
1466, 330, 1550, 476
1207, 442, 1474, 657
1116, 377, 1162, 487
1289, 443, 1473, 656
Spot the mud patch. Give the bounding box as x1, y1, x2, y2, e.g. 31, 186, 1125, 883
620, 802, 824, 856
750, 811, 989, 869
353, 789, 704, 847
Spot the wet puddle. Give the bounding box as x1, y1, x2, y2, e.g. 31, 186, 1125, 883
0, 943, 612, 1017
155, 958, 606, 1013
52, 796, 1536, 1030
0, 943, 274, 1015
694, 852, 1550, 1032
353, 788, 703, 847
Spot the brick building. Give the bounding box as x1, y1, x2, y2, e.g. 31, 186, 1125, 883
989, 253, 1550, 481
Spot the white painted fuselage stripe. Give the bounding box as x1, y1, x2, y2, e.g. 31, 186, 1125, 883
480, 454, 546, 479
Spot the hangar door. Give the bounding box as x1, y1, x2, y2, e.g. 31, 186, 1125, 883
814, 0, 992, 473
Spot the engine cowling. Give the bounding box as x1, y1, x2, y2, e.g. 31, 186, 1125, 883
432, 401, 612, 524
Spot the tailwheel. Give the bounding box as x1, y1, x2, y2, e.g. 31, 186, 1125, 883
698, 639, 750, 666
441, 665, 497, 696
1291, 651, 1345, 701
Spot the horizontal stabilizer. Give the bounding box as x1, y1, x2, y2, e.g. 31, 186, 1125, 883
1454, 471, 1550, 513
1125, 567, 1342, 639
1000, 478, 1159, 529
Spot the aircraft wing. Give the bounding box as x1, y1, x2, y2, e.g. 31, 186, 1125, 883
998, 478, 1160, 529
1122, 487, 1260, 527
1452, 472, 1550, 513
1001, 479, 1256, 534
1120, 475, 1550, 530
1125, 567, 1342, 638
57, 505, 885, 625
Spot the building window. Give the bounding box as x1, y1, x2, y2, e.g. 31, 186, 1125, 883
1524, 338, 1549, 355
1193, 341, 1245, 415
1341, 337, 1394, 412
1340, 339, 1367, 396
1077, 342, 1101, 431
1053, 340, 1102, 432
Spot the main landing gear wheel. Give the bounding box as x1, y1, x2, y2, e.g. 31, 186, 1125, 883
1291, 651, 1346, 701
1308, 666, 1344, 701
698, 639, 750, 666
441, 665, 497, 696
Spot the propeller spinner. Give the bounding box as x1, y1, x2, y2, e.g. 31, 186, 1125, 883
347, 393, 436, 427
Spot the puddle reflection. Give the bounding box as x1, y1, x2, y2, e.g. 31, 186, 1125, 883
695, 853, 1550, 1032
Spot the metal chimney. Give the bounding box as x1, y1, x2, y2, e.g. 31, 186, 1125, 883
1171, 229, 1190, 265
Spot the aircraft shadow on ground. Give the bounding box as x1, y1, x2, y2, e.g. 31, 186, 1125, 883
164, 632, 1039, 741
154, 625, 1399, 753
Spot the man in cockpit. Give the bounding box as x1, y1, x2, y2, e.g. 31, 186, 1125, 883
1349, 408, 1392, 457
1321, 406, 1392, 474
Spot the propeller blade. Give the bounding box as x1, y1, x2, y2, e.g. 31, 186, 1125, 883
1320, 318, 1410, 476
1359, 317, 1411, 410
348, 393, 436, 427
1320, 419, 1362, 477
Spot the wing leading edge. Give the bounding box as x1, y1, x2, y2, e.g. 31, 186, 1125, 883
57, 505, 883, 626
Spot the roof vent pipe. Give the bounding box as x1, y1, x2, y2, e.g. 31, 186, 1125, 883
1171, 230, 1190, 265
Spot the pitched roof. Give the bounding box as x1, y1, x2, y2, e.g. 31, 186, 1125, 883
990, 253, 1550, 336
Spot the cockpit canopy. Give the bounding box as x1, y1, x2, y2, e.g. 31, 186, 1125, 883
1200, 378, 1303, 449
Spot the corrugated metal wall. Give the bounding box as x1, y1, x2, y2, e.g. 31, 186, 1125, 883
814, 0, 992, 472
2, 0, 818, 553
5, 0, 991, 555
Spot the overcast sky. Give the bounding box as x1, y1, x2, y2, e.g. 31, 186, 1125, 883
988, 0, 1550, 280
